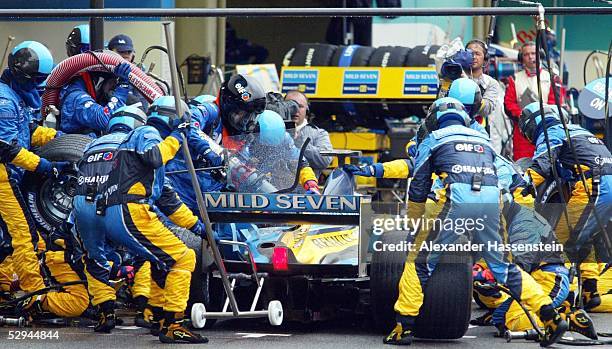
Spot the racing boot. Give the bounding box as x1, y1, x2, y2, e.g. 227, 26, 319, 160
562, 309, 598, 340
158, 311, 208, 344
383, 314, 415, 345
582, 278, 601, 311
94, 300, 116, 333
538, 304, 568, 347
133, 296, 151, 328
149, 306, 163, 336
16, 294, 46, 321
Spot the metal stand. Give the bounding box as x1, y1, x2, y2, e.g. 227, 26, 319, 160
190, 240, 283, 328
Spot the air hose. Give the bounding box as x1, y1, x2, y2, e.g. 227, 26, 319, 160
41, 50, 165, 121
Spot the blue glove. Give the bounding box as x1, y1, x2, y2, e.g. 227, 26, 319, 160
54, 130, 64, 139
35, 159, 71, 177
190, 221, 207, 239
113, 62, 132, 84
343, 163, 384, 178
201, 149, 223, 167
169, 119, 190, 142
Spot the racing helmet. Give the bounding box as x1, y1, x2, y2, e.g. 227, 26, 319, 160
219, 74, 266, 135
448, 78, 482, 118
66, 24, 90, 57
192, 94, 216, 104
518, 102, 567, 143
425, 97, 471, 131
107, 105, 147, 133
147, 96, 190, 133
8, 41, 53, 89
190, 94, 220, 134
256, 110, 286, 146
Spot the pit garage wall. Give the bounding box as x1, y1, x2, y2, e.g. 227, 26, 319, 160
0, 0, 172, 89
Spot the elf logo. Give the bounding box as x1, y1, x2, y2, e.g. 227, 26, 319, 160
234, 83, 250, 101
87, 151, 114, 163
455, 143, 485, 153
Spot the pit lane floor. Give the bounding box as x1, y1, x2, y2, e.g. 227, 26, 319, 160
1, 306, 611, 348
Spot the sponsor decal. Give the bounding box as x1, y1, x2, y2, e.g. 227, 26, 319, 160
454, 143, 485, 153
234, 83, 251, 101
77, 175, 109, 185
204, 193, 360, 214
451, 164, 495, 175
594, 156, 612, 165
86, 151, 115, 163
588, 137, 604, 145
403, 69, 438, 95
342, 70, 379, 95
281, 69, 318, 94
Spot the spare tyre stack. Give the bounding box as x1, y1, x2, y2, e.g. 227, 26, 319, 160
330, 45, 376, 128
367, 46, 412, 119
404, 45, 440, 118
286, 43, 338, 121
283, 43, 439, 129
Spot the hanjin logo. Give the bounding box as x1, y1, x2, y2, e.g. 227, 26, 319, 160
451, 165, 495, 175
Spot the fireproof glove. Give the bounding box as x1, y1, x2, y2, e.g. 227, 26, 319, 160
113, 62, 132, 84
303, 180, 320, 195
190, 220, 207, 239
35, 159, 71, 177
343, 163, 384, 177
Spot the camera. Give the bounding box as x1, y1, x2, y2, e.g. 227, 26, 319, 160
441, 49, 474, 81
265, 92, 299, 122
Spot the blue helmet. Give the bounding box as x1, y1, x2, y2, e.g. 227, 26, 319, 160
189, 95, 220, 134
108, 105, 147, 133
147, 96, 190, 132
192, 94, 216, 104
427, 97, 470, 130
8, 41, 53, 88
518, 102, 565, 143
256, 110, 286, 146
448, 78, 482, 118
66, 24, 90, 57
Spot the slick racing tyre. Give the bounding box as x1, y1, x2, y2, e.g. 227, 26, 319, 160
288, 43, 337, 67
172, 226, 222, 329
368, 46, 412, 119
370, 230, 407, 332
414, 252, 473, 339
22, 134, 93, 235
370, 230, 472, 339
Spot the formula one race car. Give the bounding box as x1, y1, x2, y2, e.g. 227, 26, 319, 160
9, 128, 475, 339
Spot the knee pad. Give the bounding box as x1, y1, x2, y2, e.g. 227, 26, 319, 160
172, 248, 196, 273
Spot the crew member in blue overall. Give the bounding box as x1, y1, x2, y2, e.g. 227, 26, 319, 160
190, 94, 222, 144
59, 24, 132, 135
383, 97, 567, 347
73, 105, 147, 332
520, 102, 612, 310
0, 41, 74, 314
97, 96, 208, 343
